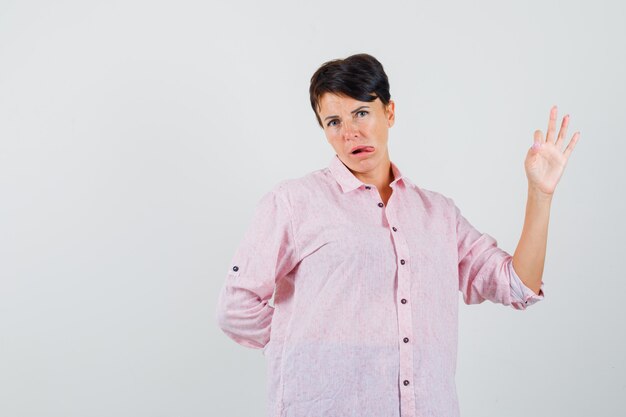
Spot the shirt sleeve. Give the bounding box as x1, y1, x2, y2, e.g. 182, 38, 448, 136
509, 260, 545, 309
454, 202, 544, 310
216, 186, 300, 349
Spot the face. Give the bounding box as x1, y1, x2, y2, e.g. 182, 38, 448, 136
317, 93, 395, 176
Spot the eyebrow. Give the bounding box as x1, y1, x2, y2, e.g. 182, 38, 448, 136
323, 105, 370, 121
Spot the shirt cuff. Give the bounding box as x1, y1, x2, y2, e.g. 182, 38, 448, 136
508, 260, 545, 307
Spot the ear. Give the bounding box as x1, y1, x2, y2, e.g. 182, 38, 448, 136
386, 100, 396, 127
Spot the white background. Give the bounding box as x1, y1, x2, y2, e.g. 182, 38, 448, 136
1, 0, 625, 416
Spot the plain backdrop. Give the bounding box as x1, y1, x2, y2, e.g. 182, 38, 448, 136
1, 0, 625, 416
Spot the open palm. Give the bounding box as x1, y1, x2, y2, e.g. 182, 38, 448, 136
525, 106, 580, 196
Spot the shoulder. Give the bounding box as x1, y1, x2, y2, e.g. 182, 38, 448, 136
266, 166, 333, 201
258, 167, 326, 209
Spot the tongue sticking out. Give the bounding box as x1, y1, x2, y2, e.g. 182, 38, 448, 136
353, 146, 374, 154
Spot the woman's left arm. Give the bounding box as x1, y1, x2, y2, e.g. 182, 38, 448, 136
512, 105, 580, 294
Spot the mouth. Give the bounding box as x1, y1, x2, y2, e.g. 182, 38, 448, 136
350, 146, 375, 155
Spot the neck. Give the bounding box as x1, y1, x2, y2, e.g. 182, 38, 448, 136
354, 159, 394, 191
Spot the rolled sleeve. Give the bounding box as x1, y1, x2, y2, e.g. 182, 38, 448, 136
508, 259, 545, 310
216, 185, 299, 349
455, 202, 540, 310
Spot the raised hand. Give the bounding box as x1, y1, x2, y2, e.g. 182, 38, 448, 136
524, 105, 580, 196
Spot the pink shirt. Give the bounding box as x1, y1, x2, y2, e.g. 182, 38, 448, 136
216, 154, 545, 417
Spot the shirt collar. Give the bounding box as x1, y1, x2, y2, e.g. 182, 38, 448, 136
327, 154, 412, 193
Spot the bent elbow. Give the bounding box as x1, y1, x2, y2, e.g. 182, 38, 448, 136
215, 289, 273, 350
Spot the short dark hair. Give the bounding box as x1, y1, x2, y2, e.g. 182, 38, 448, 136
309, 53, 391, 128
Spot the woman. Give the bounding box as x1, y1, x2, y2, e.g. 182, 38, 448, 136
216, 53, 579, 417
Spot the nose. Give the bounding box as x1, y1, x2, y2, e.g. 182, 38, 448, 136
342, 119, 359, 140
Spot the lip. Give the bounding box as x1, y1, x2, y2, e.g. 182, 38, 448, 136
350, 145, 375, 156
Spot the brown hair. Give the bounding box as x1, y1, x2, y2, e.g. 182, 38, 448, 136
309, 53, 391, 128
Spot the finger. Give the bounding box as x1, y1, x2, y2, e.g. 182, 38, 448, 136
546, 105, 557, 143
532, 129, 543, 150
555, 114, 570, 150
563, 131, 580, 160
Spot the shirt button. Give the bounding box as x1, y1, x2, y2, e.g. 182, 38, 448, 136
401, 298, 407, 304
232, 266, 239, 272
392, 226, 397, 232
365, 185, 371, 190
378, 202, 384, 207
400, 259, 406, 265
403, 380, 410, 386
403, 337, 409, 343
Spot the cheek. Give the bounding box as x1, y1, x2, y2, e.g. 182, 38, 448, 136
367, 117, 382, 130
354, 119, 370, 134
373, 126, 389, 144
326, 131, 340, 143
326, 136, 343, 151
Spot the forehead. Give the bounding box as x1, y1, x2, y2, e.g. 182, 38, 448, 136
318, 93, 380, 115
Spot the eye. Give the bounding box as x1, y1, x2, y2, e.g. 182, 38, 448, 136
356, 110, 369, 117
327, 119, 339, 127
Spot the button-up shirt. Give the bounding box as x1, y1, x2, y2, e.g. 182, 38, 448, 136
216, 154, 545, 417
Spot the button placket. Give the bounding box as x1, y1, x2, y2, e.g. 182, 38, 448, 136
385, 211, 416, 413
362, 185, 386, 211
